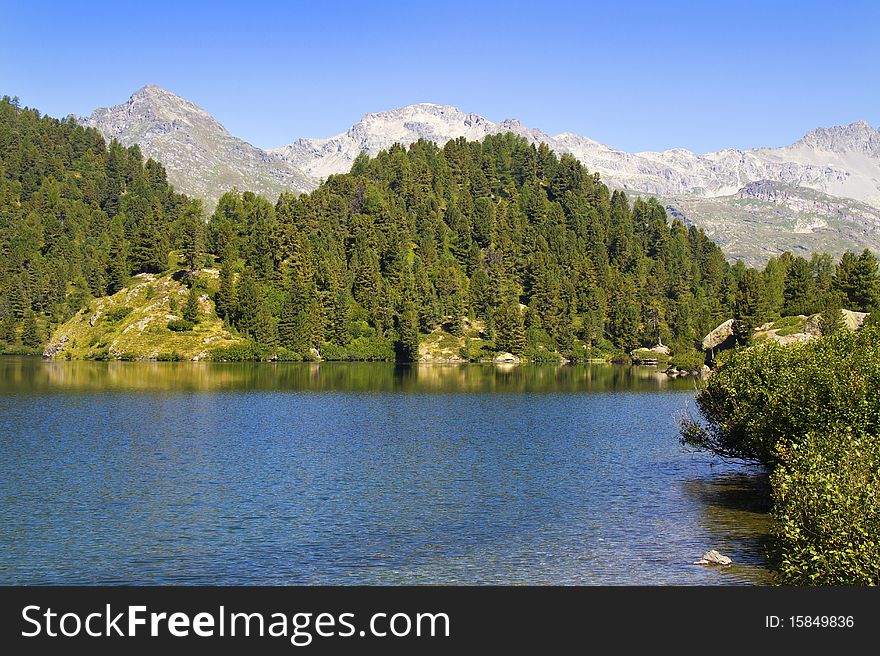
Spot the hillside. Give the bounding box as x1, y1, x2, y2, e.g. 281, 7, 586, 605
658, 182, 880, 266
44, 267, 242, 361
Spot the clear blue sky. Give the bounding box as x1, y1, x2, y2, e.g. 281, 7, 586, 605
2, 0, 877, 153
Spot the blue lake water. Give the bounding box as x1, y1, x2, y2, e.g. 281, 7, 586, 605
0, 358, 771, 584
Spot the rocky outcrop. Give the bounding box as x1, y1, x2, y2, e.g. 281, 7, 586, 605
42, 334, 68, 358
842, 309, 869, 331
631, 344, 671, 363
493, 352, 521, 364
702, 319, 736, 352
705, 310, 871, 355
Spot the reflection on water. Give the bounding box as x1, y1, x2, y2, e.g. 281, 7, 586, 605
0, 357, 770, 585
0, 358, 698, 394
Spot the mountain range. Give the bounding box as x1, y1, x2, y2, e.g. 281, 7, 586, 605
80, 86, 880, 265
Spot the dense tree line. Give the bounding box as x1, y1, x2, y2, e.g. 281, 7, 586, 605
206, 135, 880, 360
3, 95, 880, 360
0, 96, 203, 350
207, 138, 744, 360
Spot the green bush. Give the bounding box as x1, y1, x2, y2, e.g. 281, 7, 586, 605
670, 350, 704, 371
319, 342, 347, 361
681, 326, 880, 585
275, 347, 303, 362
167, 319, 195, 332
155, 352, 182, 361
524, 347, 563, 363
320, 337, 395, 361
680, 327, 880, 464
631, 348, 671, 363
771, 315, 804, 329
104, 306, 132, 322
772, 426, 880, 585
210, 341, 266, 361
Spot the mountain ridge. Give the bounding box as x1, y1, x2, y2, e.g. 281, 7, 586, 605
80, 85, 318, 208
273, 101, 880, 207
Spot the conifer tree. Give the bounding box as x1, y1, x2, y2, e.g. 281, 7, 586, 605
215, 264, 236, 320
21, 310, 40, 348
234, 268, 260, 337
131, 202, 168, 274
183, 285, 200, 323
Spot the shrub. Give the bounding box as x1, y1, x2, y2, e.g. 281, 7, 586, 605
319, 342, 348, 361
680, 327, 880, 464
320, 337, 395, 361
524, 347, 562, 363
275, 347, 303, 362
155, 352, 182, 361
670, 350, 704, 371
681, 326, 880, 585
772, 426, 880, 585
210, 341, 266, 361
104, 306, 132, 322
631, 348, 671, 363
167, 319, 195, 332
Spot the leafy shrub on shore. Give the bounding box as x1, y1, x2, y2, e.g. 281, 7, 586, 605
320, 337, 394, 362
680, 327, 880, 464
680, 325, 880, 584
210, 341, 266, 361
773, 427, 880, 585
631, 348, 670, 363
275, 347, 303, 362
670, 350, 705, 371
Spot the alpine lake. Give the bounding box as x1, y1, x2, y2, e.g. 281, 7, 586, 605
0, 357, 773, 585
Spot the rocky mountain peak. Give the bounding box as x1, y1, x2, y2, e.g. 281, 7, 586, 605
80, 86, 316, 208
795, 120, 880, 155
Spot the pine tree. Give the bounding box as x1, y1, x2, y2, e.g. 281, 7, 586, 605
818, 291, 845, 335
180, 200, 205, 277
234, 268, 260, 337
734, 269, 768, 335
130, 201, 168, 274
0, 314, 17, 345
215, 264, 236, 320
329, 282, 351, 345
783, 256, 816, 316
182, 286, 199, 323
106, 217, 128, 294
395, 266, 421, 362
253, 299, 277, 347
494, 299, 526, 355
396, 300, 420, 362
21, 310, 41, 348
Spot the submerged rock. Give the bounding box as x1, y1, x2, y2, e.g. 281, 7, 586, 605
694, 549, 733, 566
